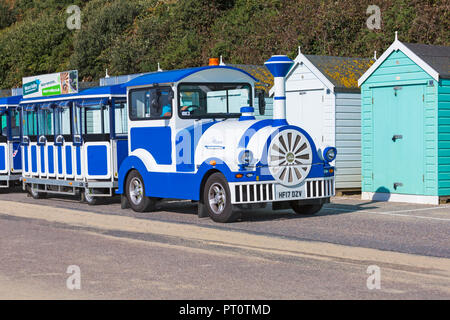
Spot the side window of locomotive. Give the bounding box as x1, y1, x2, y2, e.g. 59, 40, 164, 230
179, 83, 252, 118
129, 87, 173, 120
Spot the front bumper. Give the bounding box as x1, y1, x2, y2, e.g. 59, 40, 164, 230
230, 177, 335, 204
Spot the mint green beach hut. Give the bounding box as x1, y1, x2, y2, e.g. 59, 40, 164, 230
358, 37, 450, 205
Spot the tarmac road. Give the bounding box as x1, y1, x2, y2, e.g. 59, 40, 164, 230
0, 191, 449, 299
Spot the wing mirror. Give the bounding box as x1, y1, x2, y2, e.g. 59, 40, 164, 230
257, 90, 266, 116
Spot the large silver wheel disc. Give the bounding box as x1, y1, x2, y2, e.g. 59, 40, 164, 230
129, 177, 144, 206
268, 129, 313, 186
208, 183, 227, 215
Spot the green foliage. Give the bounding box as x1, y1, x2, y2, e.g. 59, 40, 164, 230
70, 0, 143, 80
0, 0, 448, 88
0, 0, 16, 29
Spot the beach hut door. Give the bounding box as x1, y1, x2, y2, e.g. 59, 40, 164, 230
372, 85, 424, 195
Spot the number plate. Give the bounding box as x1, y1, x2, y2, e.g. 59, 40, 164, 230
274, 183, 306, 201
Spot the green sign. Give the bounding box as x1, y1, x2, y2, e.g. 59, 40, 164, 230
42, 85, 61, 96
23, 80, 40, 96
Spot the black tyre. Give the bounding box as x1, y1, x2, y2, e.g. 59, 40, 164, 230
290, 201, 323, 215
81, 188, 99, 205
125, 170, 156, 212
202, 172, 237, 223
27, 184, 47, 199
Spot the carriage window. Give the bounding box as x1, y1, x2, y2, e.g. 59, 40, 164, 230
81, 104, 110, 135
24, 111, 38, 136
114, 100, 128, 135
0, 113, 6, 137
11, 109, 20, 137
38, 108, 54, 136
179, 83, 252, 119
129, 87, 173, 120
0, 114, 6, 137
55, 107, 71, 135
73, 105, 81, 137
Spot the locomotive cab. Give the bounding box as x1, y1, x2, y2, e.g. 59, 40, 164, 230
118, 57, 336, 222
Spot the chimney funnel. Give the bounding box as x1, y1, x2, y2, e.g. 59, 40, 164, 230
264, 55, 294, 125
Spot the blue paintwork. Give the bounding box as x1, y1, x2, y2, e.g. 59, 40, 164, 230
79, 98, 108, 107
76, 146, 82, 176
176, 121, 217, 172
323, 147, 337, 163
239, 116, 256, 121
0, 146, 5, 171
57, 146, 63, 175
48, 146, 54, 174
13, 143, 22, 170
118, 156, 250, 200
24, 146, 29, 172
124, 66, 257, 88
264, 55, 294, 78
65, 146, 72, 175
40, 146, 45, 173
272, 119, 288, 127
116, 140, 129, 170
86, 145, 108, 176
0, 95, 22, 106
131, 127, 172, 165
31, 146, 37, 173
240, 106, 254, 113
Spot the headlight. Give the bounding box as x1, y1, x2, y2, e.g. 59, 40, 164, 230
323, 147, 337, 162
238, 149, 254, 165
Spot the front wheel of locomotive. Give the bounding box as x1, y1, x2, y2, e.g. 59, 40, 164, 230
125, 170, 157, 213
202, 172, 238, 223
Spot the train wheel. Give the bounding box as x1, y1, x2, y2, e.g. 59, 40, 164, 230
81, 188, 99, 206
203, 172, 237, 223
27, 184, 47, 200
126, 170, 156, 212
290, 201, 323, 215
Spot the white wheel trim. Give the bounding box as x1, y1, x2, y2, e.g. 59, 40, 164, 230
268, 129, 313, 186
208, 183, 227, 215
129, 177, 144, 206
85, 189, 95, 202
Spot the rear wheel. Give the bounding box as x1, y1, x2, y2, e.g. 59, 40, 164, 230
290, 201, 323, 215
27, 184, 46, 200
81, 188, 99, 205
126, 170, 156, 212
203, 173, 237, 223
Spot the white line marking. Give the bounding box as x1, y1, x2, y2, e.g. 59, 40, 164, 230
323, 205, 450, 221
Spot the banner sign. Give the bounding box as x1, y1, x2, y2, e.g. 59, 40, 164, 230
22, 70, 79, 98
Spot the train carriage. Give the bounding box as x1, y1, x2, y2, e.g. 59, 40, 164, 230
117, 56, 336, 222
0, 95, 22, 190
19, 85, 128, 203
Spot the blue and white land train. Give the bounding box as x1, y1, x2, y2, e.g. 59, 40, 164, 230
6, 55, 336, 222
